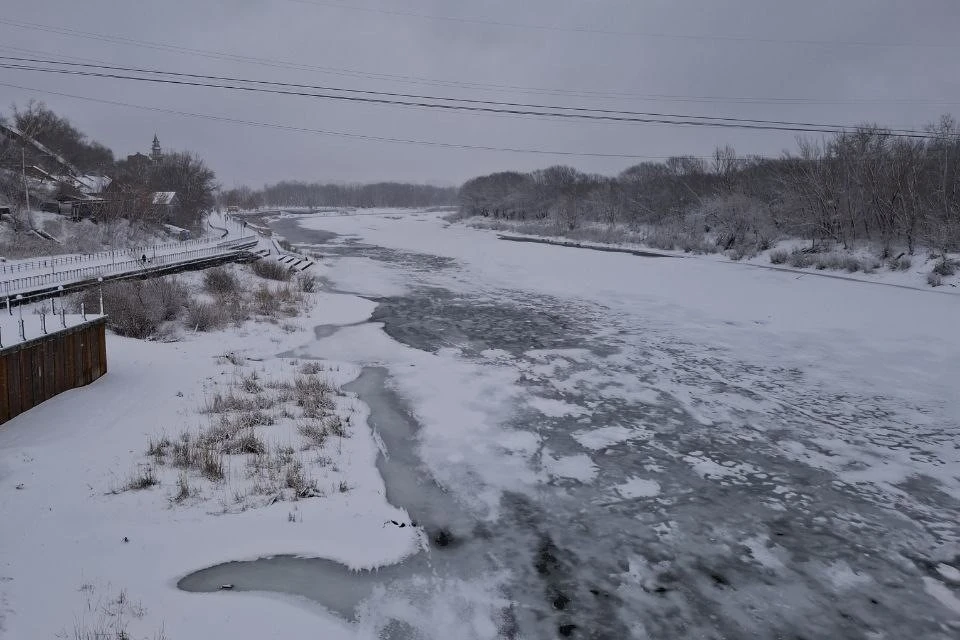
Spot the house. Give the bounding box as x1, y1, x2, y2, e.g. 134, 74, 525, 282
152, 191, 179, 207
150, 191, 180, 222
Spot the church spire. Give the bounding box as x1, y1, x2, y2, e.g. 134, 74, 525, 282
151, 134, 162, 162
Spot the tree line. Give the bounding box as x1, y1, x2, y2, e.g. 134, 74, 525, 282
458, 116, 960, 258
222, 180, 457, 210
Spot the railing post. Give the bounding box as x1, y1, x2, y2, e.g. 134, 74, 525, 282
98, 277, 104, 315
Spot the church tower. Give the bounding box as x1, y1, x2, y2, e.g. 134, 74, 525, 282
151, 134, 163, 163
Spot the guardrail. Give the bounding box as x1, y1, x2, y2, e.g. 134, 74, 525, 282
1, 237, 258, 298
0, 236, 233, 275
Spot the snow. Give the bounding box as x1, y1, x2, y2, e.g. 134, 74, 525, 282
525, 395, 590, 418
0, 312, 103, 348
3, 208, 960, 638
572, 425, 649, 450
615, 476, 661, 498
540, 449, 598, 482
151, 191, 177, 206
0, 273, 419, 639
464, 217, 960, 293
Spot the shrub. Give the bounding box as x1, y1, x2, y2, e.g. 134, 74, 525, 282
284, 461, 318, 498
299, 362, 325, 375
928, 272, 943, 287
769, 249, 789, 264
298, 419, 328, 447
932, 258, 957, 276
251, 260, 291, 281
888, 256, 912, 271
147, 436, 171, 463
787, 249, 815, 268
203, 391, 256, 414
79, 278, 187, 339
124, 466, 158, 491
239, 372, 262, 394
223, 429, 266, 455
297, 273, 318, 293
326, 415, 346, 438
171, 434, 225, 481
842, 256, 862, 273
184, 301, 227, 332
294, 375, 336, 417
204, 267, 239, 294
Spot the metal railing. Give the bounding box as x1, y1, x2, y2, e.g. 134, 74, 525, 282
0, 220, 254, 276
2, 237, 257, 297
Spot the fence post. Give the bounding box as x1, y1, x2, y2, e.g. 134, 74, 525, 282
16, 295, 24, 339
98, 277, 104, 315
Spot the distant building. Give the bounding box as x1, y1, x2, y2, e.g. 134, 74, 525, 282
151, 191, 179, 207
151, 134, 163, 163
150, 191, 180, 222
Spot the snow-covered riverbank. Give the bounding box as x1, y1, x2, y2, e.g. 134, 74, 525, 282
0, 266, 420, 639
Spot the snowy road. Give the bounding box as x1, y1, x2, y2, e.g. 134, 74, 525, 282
206, 210, 960, 638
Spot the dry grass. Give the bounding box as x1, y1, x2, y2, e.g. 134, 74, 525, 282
123, 466, 158, 491
145, 367, 347, 507
298, 419, 328, 447
297, 272, 318, 293
932, 258, 957, 276
203, 267, 239, 294
888, 255, 912, 271
77, 278, 187, 339
184, 300, 228, 332
251, 259, 292, 281
768, 249, 790, 264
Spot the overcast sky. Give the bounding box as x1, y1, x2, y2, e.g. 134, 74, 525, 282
1, 0, 959, 188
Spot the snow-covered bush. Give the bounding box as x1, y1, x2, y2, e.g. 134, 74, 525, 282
769, 249, 789, 264
250, 259, 291, 281
203, 267, 239, 295
184, 300, 227, 332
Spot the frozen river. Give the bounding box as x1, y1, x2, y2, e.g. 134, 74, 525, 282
183, 211, 960, 639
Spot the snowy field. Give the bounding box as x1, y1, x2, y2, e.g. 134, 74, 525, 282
1, 208, 959, 639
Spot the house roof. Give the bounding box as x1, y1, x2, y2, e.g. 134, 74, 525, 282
151, 191, 178, 205
75, 175, 112, 194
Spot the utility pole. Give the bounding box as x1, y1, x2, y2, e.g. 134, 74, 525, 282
21, 148, 31, 215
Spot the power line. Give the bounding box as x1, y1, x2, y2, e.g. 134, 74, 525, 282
286, 0, 959, 49
0, 79, 720, 160
0, 55, 930, 134
0, 62, 938, 138
0, 19, 957, 107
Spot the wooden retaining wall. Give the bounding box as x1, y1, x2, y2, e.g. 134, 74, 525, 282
0, 317, 108, 424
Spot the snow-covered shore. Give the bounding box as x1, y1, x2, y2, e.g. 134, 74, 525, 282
0, 270, 420, 639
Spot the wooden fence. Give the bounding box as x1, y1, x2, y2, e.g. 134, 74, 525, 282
0, 317, 107, 424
